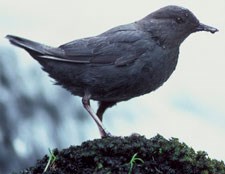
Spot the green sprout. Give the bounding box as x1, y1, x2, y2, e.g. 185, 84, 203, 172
128, 153, 144, 174
43, 148, 57, 173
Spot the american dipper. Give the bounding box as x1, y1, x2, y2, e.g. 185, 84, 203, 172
6, 6, 218, 137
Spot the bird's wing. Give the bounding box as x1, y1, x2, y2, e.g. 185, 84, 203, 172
55, 26, 151, 66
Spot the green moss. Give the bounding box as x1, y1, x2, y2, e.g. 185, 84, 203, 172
19, 134, 225, 174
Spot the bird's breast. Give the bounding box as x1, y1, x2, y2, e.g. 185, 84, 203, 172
90, 48, 179, 102
125, 50, 179, 98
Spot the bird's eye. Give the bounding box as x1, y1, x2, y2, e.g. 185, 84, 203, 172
175, 17, 184, 24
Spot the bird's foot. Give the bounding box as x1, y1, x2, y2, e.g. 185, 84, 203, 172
129, 132, 142, 137
99, 128, 112, 138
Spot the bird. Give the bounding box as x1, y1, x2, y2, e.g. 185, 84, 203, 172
6, 5, 218, 137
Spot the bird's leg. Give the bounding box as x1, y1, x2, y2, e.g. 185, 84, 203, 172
82, 93, 111, 137
97, 101, 116, 122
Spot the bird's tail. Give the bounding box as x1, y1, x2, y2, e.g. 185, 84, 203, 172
6, 35, 63, 57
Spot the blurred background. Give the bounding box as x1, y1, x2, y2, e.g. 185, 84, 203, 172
0, 0, 225, 173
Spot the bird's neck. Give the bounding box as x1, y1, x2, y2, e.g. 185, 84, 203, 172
136, 20, 187, 49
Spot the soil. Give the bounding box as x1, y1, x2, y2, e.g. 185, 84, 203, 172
17, 134, 225, 174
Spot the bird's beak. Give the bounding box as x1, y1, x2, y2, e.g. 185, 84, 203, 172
195, 23, 218, 34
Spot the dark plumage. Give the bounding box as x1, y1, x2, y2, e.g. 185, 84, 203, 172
6, 5, 218, 137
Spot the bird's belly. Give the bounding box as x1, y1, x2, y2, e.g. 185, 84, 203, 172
90, 55, 178, 102
42, 49, 179, 102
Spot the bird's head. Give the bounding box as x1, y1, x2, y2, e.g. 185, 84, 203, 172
138, 5, 218, 48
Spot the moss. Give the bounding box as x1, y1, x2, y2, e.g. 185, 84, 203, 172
18, 134, 225, 174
